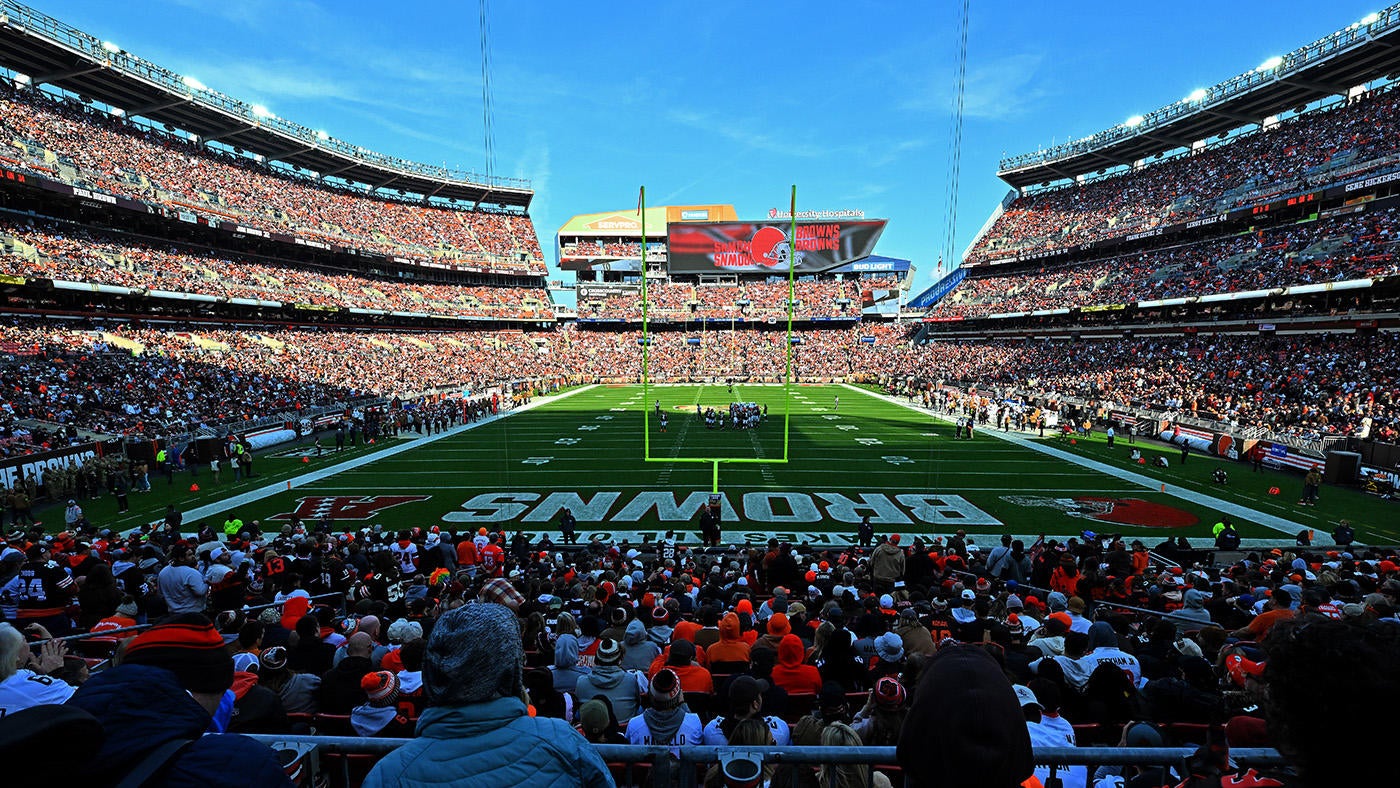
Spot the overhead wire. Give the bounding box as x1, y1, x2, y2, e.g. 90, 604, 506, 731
479, 0, 497, 180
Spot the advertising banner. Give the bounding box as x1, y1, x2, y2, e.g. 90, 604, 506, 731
0, 442, 112, 490
667, 220, 886, 274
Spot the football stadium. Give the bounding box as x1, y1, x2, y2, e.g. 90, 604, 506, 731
0, 1, 1396, 786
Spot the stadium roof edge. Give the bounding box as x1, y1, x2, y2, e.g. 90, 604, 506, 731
997, 5, 1400, 189
0, 0, 533, 209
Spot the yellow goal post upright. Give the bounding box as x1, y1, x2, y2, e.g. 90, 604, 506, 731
638, 185, 797, 493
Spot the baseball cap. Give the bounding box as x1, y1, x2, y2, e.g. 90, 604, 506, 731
728, 675, 769, 714
1012, 684, 1042, 709
960, 589, 976, 601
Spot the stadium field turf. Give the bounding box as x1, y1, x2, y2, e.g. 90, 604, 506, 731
65, 384, 1397, 546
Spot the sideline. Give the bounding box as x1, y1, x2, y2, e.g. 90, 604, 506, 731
841, 383, 1317, 541
153, 385, 599, 530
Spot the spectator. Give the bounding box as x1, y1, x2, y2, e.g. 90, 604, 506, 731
66, 615, 293, 787
0, 623, 73, 715
572, 637, 646, 726
363, 604, 610, 787
897, 645, 1034, 788
625, 668, 703, 751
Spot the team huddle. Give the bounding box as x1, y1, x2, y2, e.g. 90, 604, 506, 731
701, 402, 767, 430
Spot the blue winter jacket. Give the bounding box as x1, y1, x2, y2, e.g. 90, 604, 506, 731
66, 664, 293, 788
363, 695, 614, 788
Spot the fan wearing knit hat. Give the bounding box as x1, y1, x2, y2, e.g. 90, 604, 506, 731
363, 604, 610, 787
573, 637, 647, 724
852, 676, 909, 747
351, 671, 411, 737
623, 668, 704, 753
67, 614, 294, 787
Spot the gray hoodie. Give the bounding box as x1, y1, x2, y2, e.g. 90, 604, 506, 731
1167, 589, 1214, 635
573, 664, 644, 723
549, 634, 591, 693
621, 619, 660, 671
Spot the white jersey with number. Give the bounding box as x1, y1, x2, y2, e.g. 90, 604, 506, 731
0, 670, 76, 717
701, 715, 791, 746
390, 542, 419, 574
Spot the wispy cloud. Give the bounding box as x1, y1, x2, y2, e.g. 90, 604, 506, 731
900, 52, 1051, 120
664, 109, 832, 158
841, 184, 890, 202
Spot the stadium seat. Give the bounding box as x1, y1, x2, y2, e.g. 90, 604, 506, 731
783, 693, 817, 723
683, 691, 715, 722
71, 637, 119, 659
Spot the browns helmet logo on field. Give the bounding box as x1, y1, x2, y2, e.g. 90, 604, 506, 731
1000, 495, 1198, 528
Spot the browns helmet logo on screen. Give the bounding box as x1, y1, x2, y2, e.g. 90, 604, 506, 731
749, 226, 800, 268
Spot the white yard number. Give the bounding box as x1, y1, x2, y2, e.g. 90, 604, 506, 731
856, 437, 883, 445
836, 424, 858, 431
596, 415, 614, 421
921, 432, 938, 437
822, 415, 841, 421
522, 457, 553, 465
882, 455, 913, 465
554, 438, 580, 446
610, 407, 627, 412
578, 425, 599, 431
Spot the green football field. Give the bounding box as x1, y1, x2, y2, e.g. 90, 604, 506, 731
65, 384, 1398, 546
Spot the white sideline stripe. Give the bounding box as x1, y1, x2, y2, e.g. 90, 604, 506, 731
842, 384, 1311, 539
297, 485, 1141, 493
165, 386, 600, 526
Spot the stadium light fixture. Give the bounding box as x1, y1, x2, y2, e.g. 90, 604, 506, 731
1125, 115, 1145, 128
251, 104, 273, 118
181, 75, 206, 91
1362, 12, 1380, 25
1186, 88, 1208, 103
1258, 56, 1284, 72
101, 40, 120, 53
315, 130, 330, 141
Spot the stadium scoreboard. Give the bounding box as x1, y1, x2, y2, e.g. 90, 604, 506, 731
666, 219, 886, 274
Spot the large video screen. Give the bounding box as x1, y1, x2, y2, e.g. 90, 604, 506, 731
667, 220, 886, 274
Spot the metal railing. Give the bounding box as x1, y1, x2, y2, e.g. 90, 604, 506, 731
245, 736, 1287, 788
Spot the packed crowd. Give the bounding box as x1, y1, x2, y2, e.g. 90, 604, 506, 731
579, 281, 860, 321
878, 333, 1400, 441
938, 205, 1399, 317
970, 87, 1400, 264
4, 318, 1391, 448
0, 514, 1393, 786
0, 321, 572, 441
1, 218, 551, 319
0, 85, 544, 270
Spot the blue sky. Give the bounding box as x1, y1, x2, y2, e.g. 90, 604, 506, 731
41, 0, 1389, 295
